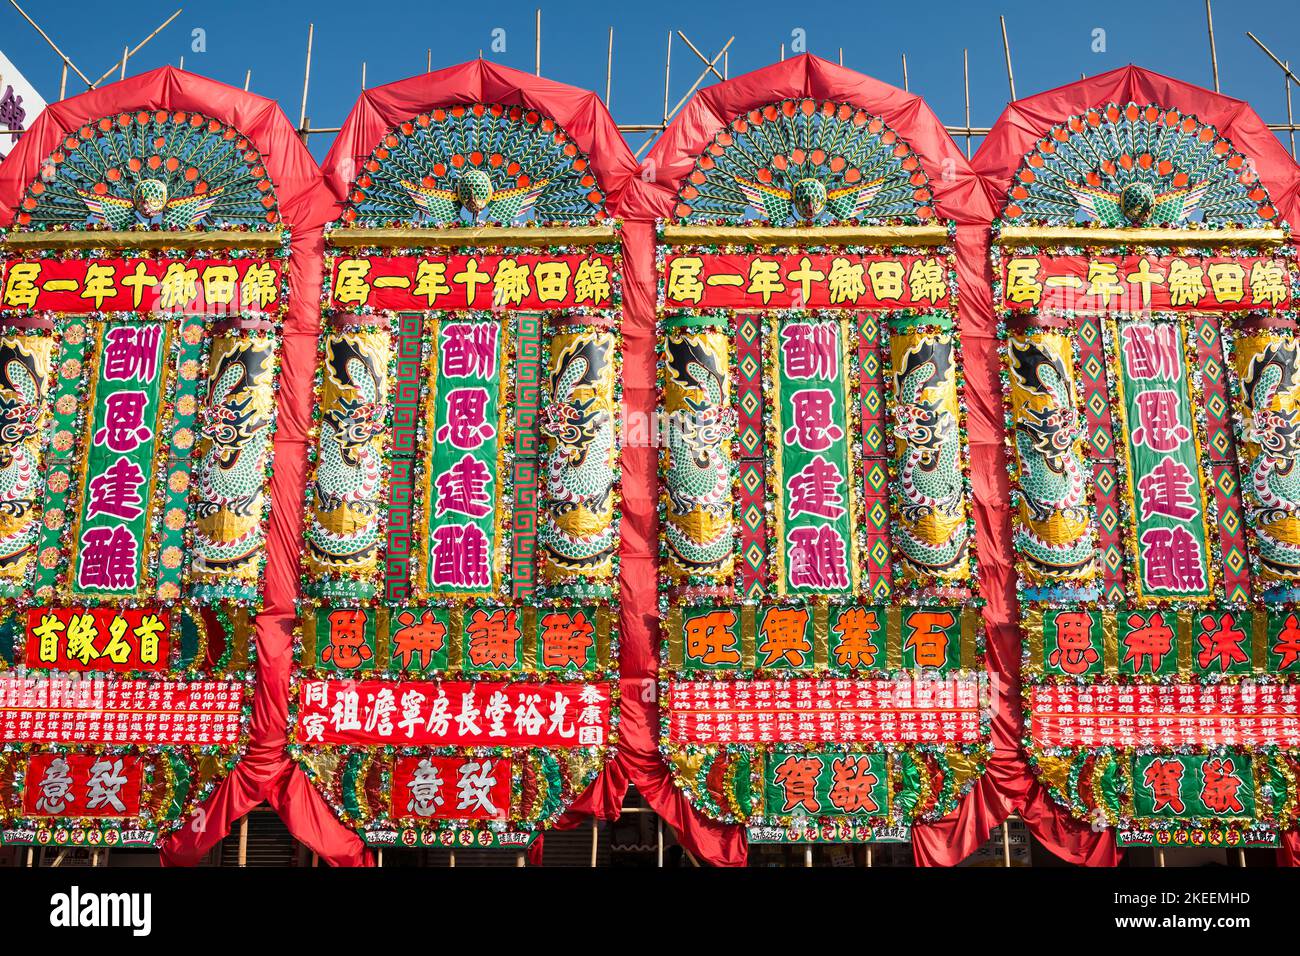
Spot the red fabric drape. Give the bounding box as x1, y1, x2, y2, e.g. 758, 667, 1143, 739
0, 66, 369, 866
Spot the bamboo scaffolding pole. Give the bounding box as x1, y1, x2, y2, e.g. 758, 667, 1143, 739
665, 37, 733, 120
244, 69, 251, 91
535, 8, 542, 76
902, 53, 909, 92
238, 815, 248, 866
91, 7, 183, 88
723, 49, 728, 79
1000, 15, 1016, 101
8, 0, 92, 87
1206, 0, 1221, 93
1248, 33, 1300, 87
964, 49, 972, 159
427, 49, 431, 72
838, 48, 843, 67
119, 46, 128, 81
361, 61, 367, 90
299, 23, 314, 130
677, 31, 723, 81
1287, 61, 1296, 159
606, 27, 614, 106
59, 60, 67, 99
178, 55, 184, 70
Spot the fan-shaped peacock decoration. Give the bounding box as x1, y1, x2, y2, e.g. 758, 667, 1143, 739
340, 103, 605, 227
673, 99, 936, 225
1003, 102, 1277, 228
15, 111, 280, 231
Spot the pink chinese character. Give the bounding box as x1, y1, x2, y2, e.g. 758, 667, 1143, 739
788, 525, 849, 589
780, 323, 838, 379
440, 323, 499, 378
77, 525, 139, 591
787, 454, 847, 519
436, 387, 495, 450
1140, 526, 1206, 593
1130, 389, 1190, 452
433, 453, 494, 518
93, 391, 152, 452
783, 389, 843, 452
1121, 323, 1182, 381
86, 457, 146, 520
1136, 457, 1198, 521
103, 326, 162, 382
430, 522, 491, 588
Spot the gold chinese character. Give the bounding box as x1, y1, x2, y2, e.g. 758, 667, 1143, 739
158, 262, 200, 311
1124, 258, 1166, 309
122, 262, 159, 309
2, 262, 40, 309
534, 260, 572, 303
492, 257, 532, 308
1086, 261, 1124, 306
746, 258, 786, 304
134, 613, 165, 666
65, 613, 99, 666
574, 256, 612, 304
666, 257, 705, 304
1166, 259, 1206, 308
202, 265, 239, 306
787, 256, 826, 305
826, 257, 866, 305
240, 263, 279, 309
908, 257, 946, 303
102, 615, 132, 665
413, 261, 450, 306
1249, 259, 1288, 307
1004, 258, 1043, 306
31, 612, 65, 664
80, 263, 118, 310
453, 258, 492, 306
333, 259, 373, 307
867, 260, 905, 300
1207, 262, 1246, 304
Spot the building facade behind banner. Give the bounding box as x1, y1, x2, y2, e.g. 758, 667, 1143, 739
0, 57, 1296, 867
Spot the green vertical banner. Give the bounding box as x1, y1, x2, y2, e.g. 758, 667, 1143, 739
775, 317, 853, 596
1112, 318, 1213, 602
73, 320, 168, 599
424, 318, 505, 597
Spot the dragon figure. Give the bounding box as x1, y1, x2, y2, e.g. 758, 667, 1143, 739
891, 339, 969, 575
192, 343, 274, 570
664, 337, 736, 572
1241, 341, 1300, 580
306, 337, 388, 566
538, 336, 617, 570
0, 341, 47, 570
1009, 339, 1097, 579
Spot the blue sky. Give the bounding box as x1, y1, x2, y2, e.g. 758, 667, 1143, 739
2, 0, 1298, 160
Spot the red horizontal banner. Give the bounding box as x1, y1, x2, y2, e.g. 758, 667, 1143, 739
328, 253, 616, 311
23, 753, 144, 818
296, 679, 611, 747
391, 755, 512, 821
1001, 254, 1292, 312
24, 607, 170, 672
1029, 683, 1300, 748
662, 253, 952, 310
0, 257, 283, 314
0, 677, 245, 745
666, 677, 984, 745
